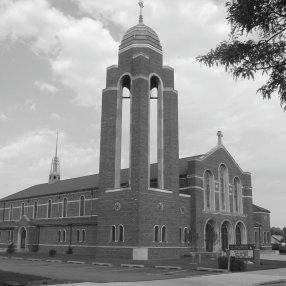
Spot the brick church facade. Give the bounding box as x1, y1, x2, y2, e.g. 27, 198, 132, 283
0, 9, 271, 260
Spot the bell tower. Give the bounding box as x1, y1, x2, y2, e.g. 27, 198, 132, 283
97, 2, 184, 260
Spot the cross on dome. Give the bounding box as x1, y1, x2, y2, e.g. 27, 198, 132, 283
217, 131, 223, 145
138, 1, 144, 23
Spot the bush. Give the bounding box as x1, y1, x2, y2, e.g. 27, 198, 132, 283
218, 256, 246, 271
48, 249, 56, 257
66, 246, 73, 254
6, 242, 15, 255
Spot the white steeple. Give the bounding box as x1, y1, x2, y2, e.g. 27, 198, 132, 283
49, 131, 60, 184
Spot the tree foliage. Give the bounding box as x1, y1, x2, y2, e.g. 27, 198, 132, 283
196, 0, 286, 109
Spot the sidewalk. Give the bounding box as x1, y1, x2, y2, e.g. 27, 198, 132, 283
53, 268, 286, 286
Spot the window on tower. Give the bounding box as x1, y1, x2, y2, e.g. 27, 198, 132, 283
154, 225, 159, 242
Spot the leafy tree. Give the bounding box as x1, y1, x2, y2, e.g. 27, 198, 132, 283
271, 226, 283, 236
197, 0, 286, 109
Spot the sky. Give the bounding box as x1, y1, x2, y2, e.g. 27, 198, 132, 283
0, 0, 285, 228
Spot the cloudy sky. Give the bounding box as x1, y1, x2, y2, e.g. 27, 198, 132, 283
0, 0, 285, 228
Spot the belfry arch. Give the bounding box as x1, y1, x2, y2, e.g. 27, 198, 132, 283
149, 75, 164, 189
114, 74, 132, 188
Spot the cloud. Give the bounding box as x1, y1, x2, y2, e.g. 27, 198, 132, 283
50, 113, 61, 120
35, 80, 58, 94
0, 0, 117, 107
0, 113, 8, 121
0, 129, 98, 197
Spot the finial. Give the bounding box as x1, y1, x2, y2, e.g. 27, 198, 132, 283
217, 131, 223, 146
138, 1, 144, 23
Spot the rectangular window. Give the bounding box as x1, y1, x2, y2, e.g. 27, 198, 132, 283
179, 228, 182, 243
47, 200, 52, 218
9, 204, 13, 221
33, 202, 38, 219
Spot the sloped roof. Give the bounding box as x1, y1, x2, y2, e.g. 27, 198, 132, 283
272, 234, 283, 243
0, 156, 203, 202
253, 204, 271, 213
1, 174, 98, 202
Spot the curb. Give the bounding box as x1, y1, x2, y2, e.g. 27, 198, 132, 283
46, 259, 63, 263
67, 260, 85, 264
11, 257, 24, 260
92, 262, 112, 266
197, 267, 229, 273
121, 263, 144, 268
155, 266, 182, 270
27, 258, 42, 262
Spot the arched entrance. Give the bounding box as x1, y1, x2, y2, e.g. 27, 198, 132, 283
221, 221, 232, 251
205, 220, 218, 252
235, 221, 247, 245
20, 229, 26, 249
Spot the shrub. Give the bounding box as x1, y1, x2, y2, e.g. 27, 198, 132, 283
6, 242, 15, 255
66, 246, 73, 254
48, 249, 56, 257
218, 256, 246, 271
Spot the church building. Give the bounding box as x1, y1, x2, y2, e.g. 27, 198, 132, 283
0, 4, 271, 260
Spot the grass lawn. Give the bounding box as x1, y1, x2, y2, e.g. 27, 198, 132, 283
0, 270, 69, 286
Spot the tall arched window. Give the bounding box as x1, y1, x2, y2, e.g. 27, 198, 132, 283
76, 229, 80, 243
47, 200, 52, 218
62, 197, 68, 217
233, 178, 240, 213
9, 204, 13, 221
82, 230, 86, 242
184, 227, 188, 243
111, 225, 116, 242
63, 230, 66, 242
21, 202, 25, 217
219, 165, 228, 211
204, 171, 212, 210
58, 230, 61, 243
33, 201, 38, 219
179, 228, 182, 242
79, 196, 85, 216
118, 225, 124, 242
154, 225, 159, 242
161, 226, 167, 242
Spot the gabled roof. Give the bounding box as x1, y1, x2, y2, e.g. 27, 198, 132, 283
253, 204, 271, 213
189, 144, 244, 173
272, 234, 283, 243
1, 174, 98, 202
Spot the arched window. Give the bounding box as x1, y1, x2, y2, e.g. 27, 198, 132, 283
179, 228, 182, 242
76, 229, 80, 243
184, 227, 188, 243
9, 204, 13, 221
82, 230, 86, 242
233, 177, 241, 213
58, 230, 61, 242
33, 201, 38, 219
47, 200, 52, 218
79, 196, 85, 216
111, 225, 116, 242
118, 225, 124, 242
219, 165, 228, 211
204, 171, 212, 210
161, 226, 167, 242
63, 230, 66, 242
62, 197, 68, 217
21, 202, 25, 217
154, 225, 159, 242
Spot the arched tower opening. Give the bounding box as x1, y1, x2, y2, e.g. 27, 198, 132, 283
149, 75, 163, 189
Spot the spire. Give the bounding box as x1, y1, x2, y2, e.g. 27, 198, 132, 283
217, 131, 223, 146
49, 131, 60, 184
138, 1, 144, 23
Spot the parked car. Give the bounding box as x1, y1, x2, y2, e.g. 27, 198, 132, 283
279, 243, 286, 254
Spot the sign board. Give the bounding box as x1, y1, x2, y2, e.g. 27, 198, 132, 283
229, 244, 255, 259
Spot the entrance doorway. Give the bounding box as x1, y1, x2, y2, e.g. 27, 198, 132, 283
205, 220, 217, 252
20, 229, 26, 249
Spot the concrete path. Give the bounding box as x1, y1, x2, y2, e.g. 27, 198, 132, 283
53, 268, 286, 286
261, 253, 286, 261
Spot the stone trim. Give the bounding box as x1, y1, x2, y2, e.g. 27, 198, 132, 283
119, 44, 163, 55
149, 188, 173, 194
105, 188, 131, 193
179, 194, 191, 198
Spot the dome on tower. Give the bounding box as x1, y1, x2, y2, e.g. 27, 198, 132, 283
119, 23, 162, 52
